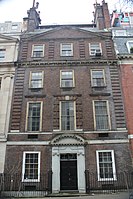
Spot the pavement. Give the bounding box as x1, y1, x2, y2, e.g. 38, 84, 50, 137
11, 192, 130, 199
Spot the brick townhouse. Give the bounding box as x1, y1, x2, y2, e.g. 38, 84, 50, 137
3, 0, 132, 195
111, 11, 133, 161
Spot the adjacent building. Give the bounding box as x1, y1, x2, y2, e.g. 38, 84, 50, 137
111, 10, 133, 161
0, 21, 22, 173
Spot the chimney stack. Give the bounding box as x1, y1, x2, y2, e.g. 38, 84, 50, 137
94, 0, 111, 30
23, 0, 41, 32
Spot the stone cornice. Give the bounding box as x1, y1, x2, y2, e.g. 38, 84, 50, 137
0, 62, 16, 67
118, 54, 133, 60
16, 59, 118, 67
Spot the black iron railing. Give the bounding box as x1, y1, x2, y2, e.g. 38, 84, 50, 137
0, 171, 132, 198
0, 171, 52, 198
85, 171, 133, 194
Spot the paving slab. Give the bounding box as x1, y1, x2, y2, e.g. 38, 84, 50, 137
12, 192, 129, 199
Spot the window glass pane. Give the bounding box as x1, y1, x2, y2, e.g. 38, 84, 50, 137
61, 101, 75, 130
27, 103, 41, 131
62, 44, 71, 50
62, 71, 73, 79
34, 45, 43, 51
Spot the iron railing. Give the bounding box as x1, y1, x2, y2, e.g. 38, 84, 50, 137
0, 171, 133, 198
85, 171, 133, 194
0, 171, 52, 198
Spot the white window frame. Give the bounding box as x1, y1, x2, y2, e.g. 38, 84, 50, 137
60, 70, 75, 88
32, 44, 45, 58
22, 151, 41, 182
93, 100, 111, 131
29, 71, 44, 89
60, 43, 73, 56
59, 101, 76, 131
126, 41, 133, 53
25, 101, 43, 132
96, 150, 116, 181
89, 43, 102, 56
91, 69, 106, 87
0, 49, 6, 60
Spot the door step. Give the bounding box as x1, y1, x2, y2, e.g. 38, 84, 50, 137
47, 192, 88, 197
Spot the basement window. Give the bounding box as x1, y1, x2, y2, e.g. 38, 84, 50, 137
27, 134, 38, 139
98, 133, 109, 137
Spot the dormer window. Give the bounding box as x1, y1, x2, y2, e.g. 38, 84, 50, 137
126, 41, 133, 54
89, 43, 102, 56
60, 43, 73, 56
32, 45, 44, 58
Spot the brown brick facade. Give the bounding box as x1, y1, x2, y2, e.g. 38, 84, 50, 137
4, 1, 132, 194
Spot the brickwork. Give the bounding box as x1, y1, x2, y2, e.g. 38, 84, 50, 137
18, 29, 116, 62
4, 1, 132, 194
120, 63, 133, 158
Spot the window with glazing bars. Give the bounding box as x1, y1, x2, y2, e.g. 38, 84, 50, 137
97, 151, 114, 180
61, 101, 75, 130
61, 43, 73, 56
27, 102, 41, 131
23, 152, 40, 181
94, 101, 109, 130
32, 45, 44, 57
91, 70, 105, 87
30, 72, 43, 88
89, 43, 101, 56
61, 71, 74, 87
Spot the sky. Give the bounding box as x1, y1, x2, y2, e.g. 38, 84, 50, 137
0, 0, 133, 25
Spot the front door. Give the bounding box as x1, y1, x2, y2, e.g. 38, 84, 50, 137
60, 153, 78, 191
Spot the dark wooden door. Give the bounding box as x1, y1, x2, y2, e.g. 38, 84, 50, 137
60, 160, 78, 190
